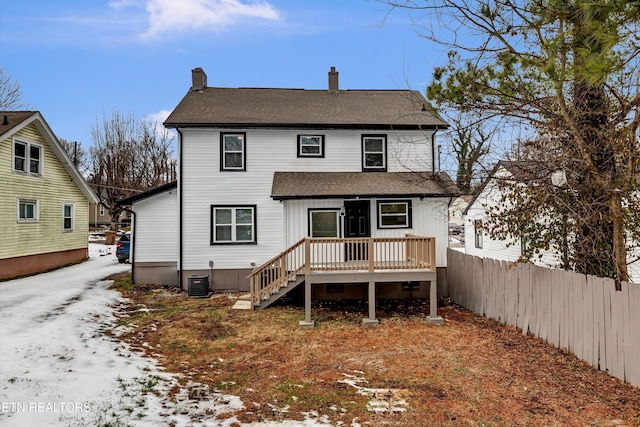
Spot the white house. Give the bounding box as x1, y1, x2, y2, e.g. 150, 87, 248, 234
464, 160, 639, 283
126, 67, 459, 322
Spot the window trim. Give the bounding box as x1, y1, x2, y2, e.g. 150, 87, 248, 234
210, 205, 257, 245
361, 134, 387, 171
376, 200, 412, 229
474, 219, 483, 249
13, 139, 43, 176
308, 208, 341, 238
17, 199, 39, 222
220, 132, 247, 171
297, 135, 325, 158
63, 203, 74, 232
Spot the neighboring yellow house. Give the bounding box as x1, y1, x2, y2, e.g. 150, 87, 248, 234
0, 111, 99, 280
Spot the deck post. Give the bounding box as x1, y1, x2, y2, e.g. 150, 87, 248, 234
427, 278, 444, 325
299, 278, 314, 328
363, 280, 379, 326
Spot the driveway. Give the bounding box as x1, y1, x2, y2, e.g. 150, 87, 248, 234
0, 245, 330, 427
0, 245, 192, 426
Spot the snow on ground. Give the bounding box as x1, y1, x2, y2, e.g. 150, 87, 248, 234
0, 244, 332, 427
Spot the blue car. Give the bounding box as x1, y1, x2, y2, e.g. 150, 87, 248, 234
116, 232, 130, 263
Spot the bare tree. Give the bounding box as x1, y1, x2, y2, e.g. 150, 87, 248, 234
0, 67, 30, 110
59, 138, 90, 176
89, 111, 176, 230
442, 112, 494, 194
382, 0, 640, 284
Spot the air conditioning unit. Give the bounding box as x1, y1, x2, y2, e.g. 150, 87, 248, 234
188, 275, 209, 297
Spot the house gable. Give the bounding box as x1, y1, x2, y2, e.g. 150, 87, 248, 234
0, 111, 97, 268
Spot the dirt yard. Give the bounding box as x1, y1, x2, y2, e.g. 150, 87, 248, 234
112, 275, 640, 426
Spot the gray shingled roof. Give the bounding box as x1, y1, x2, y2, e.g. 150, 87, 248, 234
165, 88, 447, 129
271, 172, 459, 200
0, 111, 38, 137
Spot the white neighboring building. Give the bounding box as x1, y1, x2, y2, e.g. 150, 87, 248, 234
464, 161, 639, 283
448, 195, 473, 227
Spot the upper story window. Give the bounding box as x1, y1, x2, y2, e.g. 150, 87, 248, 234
211, 205, 256, 244
377, 200, 412, 228
220, 133, 246, 171
63, 203, 74, 231
14, 140, 42, 175
18, 199, 38, 222
297, 135, 324, 158
99, 204, 105, 217
362, 135, 386, 171
474, 219, 483, 249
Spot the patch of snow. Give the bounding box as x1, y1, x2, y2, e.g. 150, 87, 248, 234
338, 373, 408, 415
0, 244, 334, 427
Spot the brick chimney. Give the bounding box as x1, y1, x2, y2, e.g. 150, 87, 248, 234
328, 66, 339, 93
191, 67, 207, 91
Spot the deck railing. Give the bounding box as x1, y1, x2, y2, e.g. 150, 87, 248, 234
249, 235, 436, 307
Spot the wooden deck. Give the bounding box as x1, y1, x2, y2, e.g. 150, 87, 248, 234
248, 235, 442, 327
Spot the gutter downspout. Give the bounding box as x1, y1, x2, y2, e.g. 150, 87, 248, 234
177, 128, 184, 290
431, 127, 439, 173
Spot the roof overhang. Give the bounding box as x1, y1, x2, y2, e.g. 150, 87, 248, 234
1, 111, 99, 204
164, 122, 447, 131
116, 181, 177, 206
271, 172, 459, 201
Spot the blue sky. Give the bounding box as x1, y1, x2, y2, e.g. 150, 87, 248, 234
0, 0, 447, 150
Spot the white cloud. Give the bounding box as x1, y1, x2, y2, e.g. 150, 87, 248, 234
147, 109, 172, 125
108, 0, 144, 9
146, 109, 175, 139
138, 0, 280, 39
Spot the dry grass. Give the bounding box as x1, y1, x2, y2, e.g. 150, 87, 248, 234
112, 275, 640, 426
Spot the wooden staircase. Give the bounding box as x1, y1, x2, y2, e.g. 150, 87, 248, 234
248, 238, 307, 310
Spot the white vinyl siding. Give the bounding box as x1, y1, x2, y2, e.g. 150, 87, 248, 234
180, 128, 439, 270
131, 190, 178, 264
283, 198, 449, 267
131, 189, 177, 263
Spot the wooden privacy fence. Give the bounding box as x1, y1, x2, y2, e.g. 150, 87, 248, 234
447, 248, 640, 388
